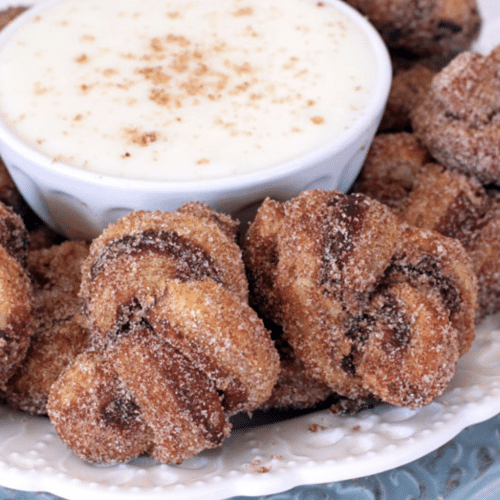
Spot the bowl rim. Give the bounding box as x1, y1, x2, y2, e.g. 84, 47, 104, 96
0, 0, 392, 193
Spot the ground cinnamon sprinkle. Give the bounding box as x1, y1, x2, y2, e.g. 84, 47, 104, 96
123, 128, 159, 147
311, 116, 325, 125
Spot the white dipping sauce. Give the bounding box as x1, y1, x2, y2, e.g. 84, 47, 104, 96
0, 0, 377, 181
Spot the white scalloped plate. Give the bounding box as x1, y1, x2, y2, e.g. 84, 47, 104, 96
1, 0, 500, 499
1, 313, 500, 500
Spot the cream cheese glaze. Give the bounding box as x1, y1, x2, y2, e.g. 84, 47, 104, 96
0, 0, 377, 181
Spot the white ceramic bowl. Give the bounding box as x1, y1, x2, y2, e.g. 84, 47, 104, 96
0, 0, 391, 240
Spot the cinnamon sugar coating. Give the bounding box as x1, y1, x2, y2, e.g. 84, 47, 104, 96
411, 46, 500, 185
112, 327, 230, 464
258, 322, 382, 412
379, 64, 437, 132
244, 190, 477, 408
3, 241, 90, 414
259, 326, 346, 411
344, 0, 481, 63
0, 203, 33, 390
352, 132, 431, 213
48, 203, 279, 464
48, 349, 154, 464
355, 132, 500, 318
0, 201, 29, 268
358, 281, 458, 407
466, 189, 500, 318
146, 279, 279, 414
80, 206, 248, 344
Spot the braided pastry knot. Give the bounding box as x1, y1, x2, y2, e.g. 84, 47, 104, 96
354, 132, 500, 319
244, 190, 477, 409
47, 203, 280, 464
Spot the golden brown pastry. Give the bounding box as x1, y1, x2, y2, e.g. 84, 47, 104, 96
344, 0, 481, 64
3, 241, 90, 414
411, 45, 500, 185
0, 200, 29, 268
0, 203, 33, 390
48, 203, 280, 464
47, 347, 155, 464
48, 330, 230, 465
351, 132, 431, 212
80, 204, 248, 346
354, 132, 500, 318
379, 64, 437, 132
258, 321, 382, 413
258, 323, 338, 411
28, 224, 65, 251
244, 190, 477, 408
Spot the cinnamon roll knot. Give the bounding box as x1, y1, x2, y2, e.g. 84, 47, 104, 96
47, 203, 279, 464
244, 190, 477, 409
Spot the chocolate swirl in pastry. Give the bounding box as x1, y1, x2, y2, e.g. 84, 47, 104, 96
244, 190, 477, 408
411, 46, 500, 185
47, 203, 279, 464
80, 204, 248, 345
48, 328, 230, 465
354, 132, 500, 318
